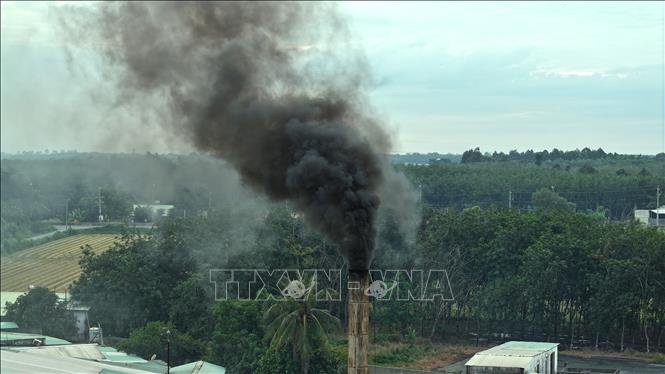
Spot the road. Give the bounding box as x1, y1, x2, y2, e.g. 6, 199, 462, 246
28, 222, 155, 241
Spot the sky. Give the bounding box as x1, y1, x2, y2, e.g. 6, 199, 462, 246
1, 1, 664, 155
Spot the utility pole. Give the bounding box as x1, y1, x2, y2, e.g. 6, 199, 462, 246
98, 187, 103, 223
65, 199, 69, 229
657, 186, 661, 227
166, 329, 171, 374
508, 191, 512, 209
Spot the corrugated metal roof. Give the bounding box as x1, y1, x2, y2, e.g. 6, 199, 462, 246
101, 360, 168, 374
171, 360, 226, 374
10, 343, 153, 367
497, 341, 558, 350
466, 354, 533, 368
0, 322, 18, 329
12, 343, 105, 360
0, 349, 152, 374
0, 331, 72, 345
476, 341, 557, 357
466, 341, 558, 369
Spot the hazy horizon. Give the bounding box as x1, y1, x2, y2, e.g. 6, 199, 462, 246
2, 1, 664, 155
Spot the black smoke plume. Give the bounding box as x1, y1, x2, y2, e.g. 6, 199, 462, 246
60, 2, 406, 270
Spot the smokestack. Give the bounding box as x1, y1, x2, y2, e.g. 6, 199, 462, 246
348, 269, 369, 374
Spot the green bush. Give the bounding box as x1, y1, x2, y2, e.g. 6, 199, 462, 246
371, 333, 400, 344
254, 346, 342, 374
206, 301, 265, 374
118, 321, 205, 366
370, 345, 430, 366
4, 287, 77, 340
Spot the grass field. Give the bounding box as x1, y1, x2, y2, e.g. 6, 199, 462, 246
0, 234, 119, 292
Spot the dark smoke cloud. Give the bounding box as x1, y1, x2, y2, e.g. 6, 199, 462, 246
60, 2, 410, 270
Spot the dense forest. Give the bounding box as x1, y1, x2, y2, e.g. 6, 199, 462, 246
2, 150, 664, 372
2, 150, 663, 248
404, 152, 664, 219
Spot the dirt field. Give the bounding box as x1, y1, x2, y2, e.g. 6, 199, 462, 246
1, 234, 119, 292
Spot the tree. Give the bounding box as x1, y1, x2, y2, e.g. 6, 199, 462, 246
71, 224, 197, 336
254, 346, 342, 374
263, 286, 340, 374
207, 301, 266, 374
638, 168, 651, 177
118, 321, 205, 366
133, 206, 152, 223
461, 147, 486, 163
168, 274, 212, 341
578, 164, 597, 174
532, 188, 576, 213
4, 287, 76, 339
101, 188, 133, 220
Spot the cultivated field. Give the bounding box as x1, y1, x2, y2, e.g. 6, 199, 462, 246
0, 234, 119, 292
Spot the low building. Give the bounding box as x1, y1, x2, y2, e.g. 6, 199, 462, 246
648, 206, 665, 226
132, 203, 175, 222
634, 206, 665, 226
465, 341, 558, 374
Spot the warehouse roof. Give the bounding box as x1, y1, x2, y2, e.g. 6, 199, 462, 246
0, 348, 152, 374
171, 360, 226, 374
466, 354, 533, 368
0, 331, 72, 346
12, 343, 105, 360
466, 341, 558, 368
0, 322, 19, 329
483, 341, 558, 355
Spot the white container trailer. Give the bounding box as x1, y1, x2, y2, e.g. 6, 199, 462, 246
465, 341, 558, 374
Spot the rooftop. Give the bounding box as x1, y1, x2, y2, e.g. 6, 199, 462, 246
466, 341, 558, 369
0, 322, 19, 330
479, 341, 559, 357
171, 360, 226, 374
1, 342, 225, 373
0, 348, 150, 374
0, 331, 72, 346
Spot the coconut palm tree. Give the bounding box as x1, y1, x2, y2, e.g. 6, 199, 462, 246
263, 282, 340, 374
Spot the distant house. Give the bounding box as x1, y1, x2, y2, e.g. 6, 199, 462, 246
634, 206, 665, 227
465, 341, 558, 374
132, 202, 174, 222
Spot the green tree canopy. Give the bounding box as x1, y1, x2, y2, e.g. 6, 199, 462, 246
532, 188, 576, 213
4, 287, 76, 339
118, 321, 205, 366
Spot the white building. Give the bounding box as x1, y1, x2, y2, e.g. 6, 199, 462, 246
635, 206, 665, 227
132, 202, 174, 222
465, 341, 558, 374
